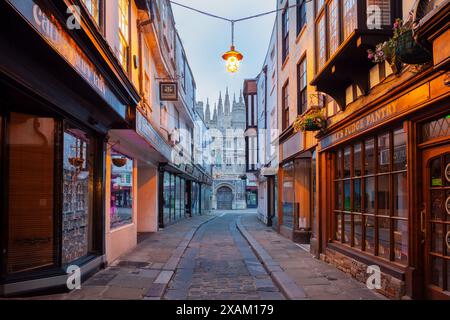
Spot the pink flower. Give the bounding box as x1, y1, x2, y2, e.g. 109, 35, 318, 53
393, 21, 399, 29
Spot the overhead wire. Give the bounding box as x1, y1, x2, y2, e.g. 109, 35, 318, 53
170, 0, 314, 23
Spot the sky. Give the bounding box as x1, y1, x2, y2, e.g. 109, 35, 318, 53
171, 0, 276, 112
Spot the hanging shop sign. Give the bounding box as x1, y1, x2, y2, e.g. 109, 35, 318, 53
6, 0, 127, 119
160, 82, 178, 101
320, 84, 430, 150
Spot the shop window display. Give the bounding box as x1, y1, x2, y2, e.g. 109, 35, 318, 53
62, 127, 93, 264
110, 151, 133, 229
333, 127, 408, 265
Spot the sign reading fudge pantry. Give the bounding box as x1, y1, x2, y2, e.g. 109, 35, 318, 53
320, 83, 430, 150
5, 0, 127, 119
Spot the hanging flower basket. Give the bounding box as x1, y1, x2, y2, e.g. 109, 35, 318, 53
367, 18, 432, 71
68, 157, 84, 168
112, 157, 127, 167
395, 29, 431, 65
293, 110, 327, 133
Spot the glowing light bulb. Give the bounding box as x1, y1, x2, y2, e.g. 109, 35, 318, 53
222, 46, 243, 73
226, 56, 239, 73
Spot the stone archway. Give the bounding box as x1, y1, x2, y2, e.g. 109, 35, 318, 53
216, 186, 233, 210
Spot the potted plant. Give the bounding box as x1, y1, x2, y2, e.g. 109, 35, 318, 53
396, 28, 431, 64
68, 157, 84, 168
367, 18, 431, 72
293, 110, 327, 132
112, 157, 127, 167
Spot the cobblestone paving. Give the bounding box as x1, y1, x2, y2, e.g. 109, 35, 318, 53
20, 215, 213, 300
164, 213, 285, 300
241, 214, 386, 300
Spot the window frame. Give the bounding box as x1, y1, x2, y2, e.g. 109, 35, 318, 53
80, 0, 103, 31
331, 126, 409, 266
316, 10, 327, 72
282, 81, 290, 131
282, 5, 290, 63
328, 0, 340, 57
296, 0, 307, 35
297, 56, 308, 115
118, 0, 130, 72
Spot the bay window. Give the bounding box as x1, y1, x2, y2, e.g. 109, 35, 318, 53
328, 0, 339, 56
343, 0, 357, 40
317, 13, 326, 71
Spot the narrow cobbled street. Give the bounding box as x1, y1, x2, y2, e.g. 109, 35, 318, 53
163, 213, 284, 300
23, 211, 384, 300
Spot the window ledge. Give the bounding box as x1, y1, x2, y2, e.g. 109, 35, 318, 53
327, 242, 407, 280
110, 223, 135, 234
295, 25, 307, 44
281, 55, 290, 71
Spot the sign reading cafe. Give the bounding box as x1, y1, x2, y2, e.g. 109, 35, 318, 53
6, 0, 127, 118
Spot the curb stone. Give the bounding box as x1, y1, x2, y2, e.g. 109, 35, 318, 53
144, 214, 219, 299
236, 216, 308, 300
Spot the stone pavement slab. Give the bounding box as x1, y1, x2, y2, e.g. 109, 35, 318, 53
238, 213, 386, 300
25, 214, 216, 300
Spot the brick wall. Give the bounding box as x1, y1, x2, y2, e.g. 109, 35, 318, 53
320, 248, 406, 300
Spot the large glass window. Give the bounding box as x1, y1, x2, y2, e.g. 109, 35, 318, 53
282, 81, 289, 130
296, 0, 307, 35
367, 0, 391, 27
118, 0, 129, 71
81, 0, 100, 26
282, 162, 295, 228
175, 176, 181, 220
317, 14, 326, 70
110, 151, 133, 229
343, 0, 357, 40
333, 127, 408, 265
328, 0, 339, 56
311, 151, 317, 238
62, 126, 93, 264
297, 57, 307, 114
180, 178, 185, 218
282, 5, 289, 62
163, 172, 171, 225
7, 113, 56, 273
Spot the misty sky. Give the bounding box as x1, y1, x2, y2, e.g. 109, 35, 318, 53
171, 0, 276, 112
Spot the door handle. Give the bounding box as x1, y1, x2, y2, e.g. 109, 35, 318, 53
420, 209, 426, 244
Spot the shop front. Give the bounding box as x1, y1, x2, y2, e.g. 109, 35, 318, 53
159, 163, 211, 228
106, 109, 172, 263
0, 0, 137, 295
317, 72, 450, 299
278, 129, 317, 243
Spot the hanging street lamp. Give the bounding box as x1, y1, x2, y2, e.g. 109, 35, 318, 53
222, 22, 243, 73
